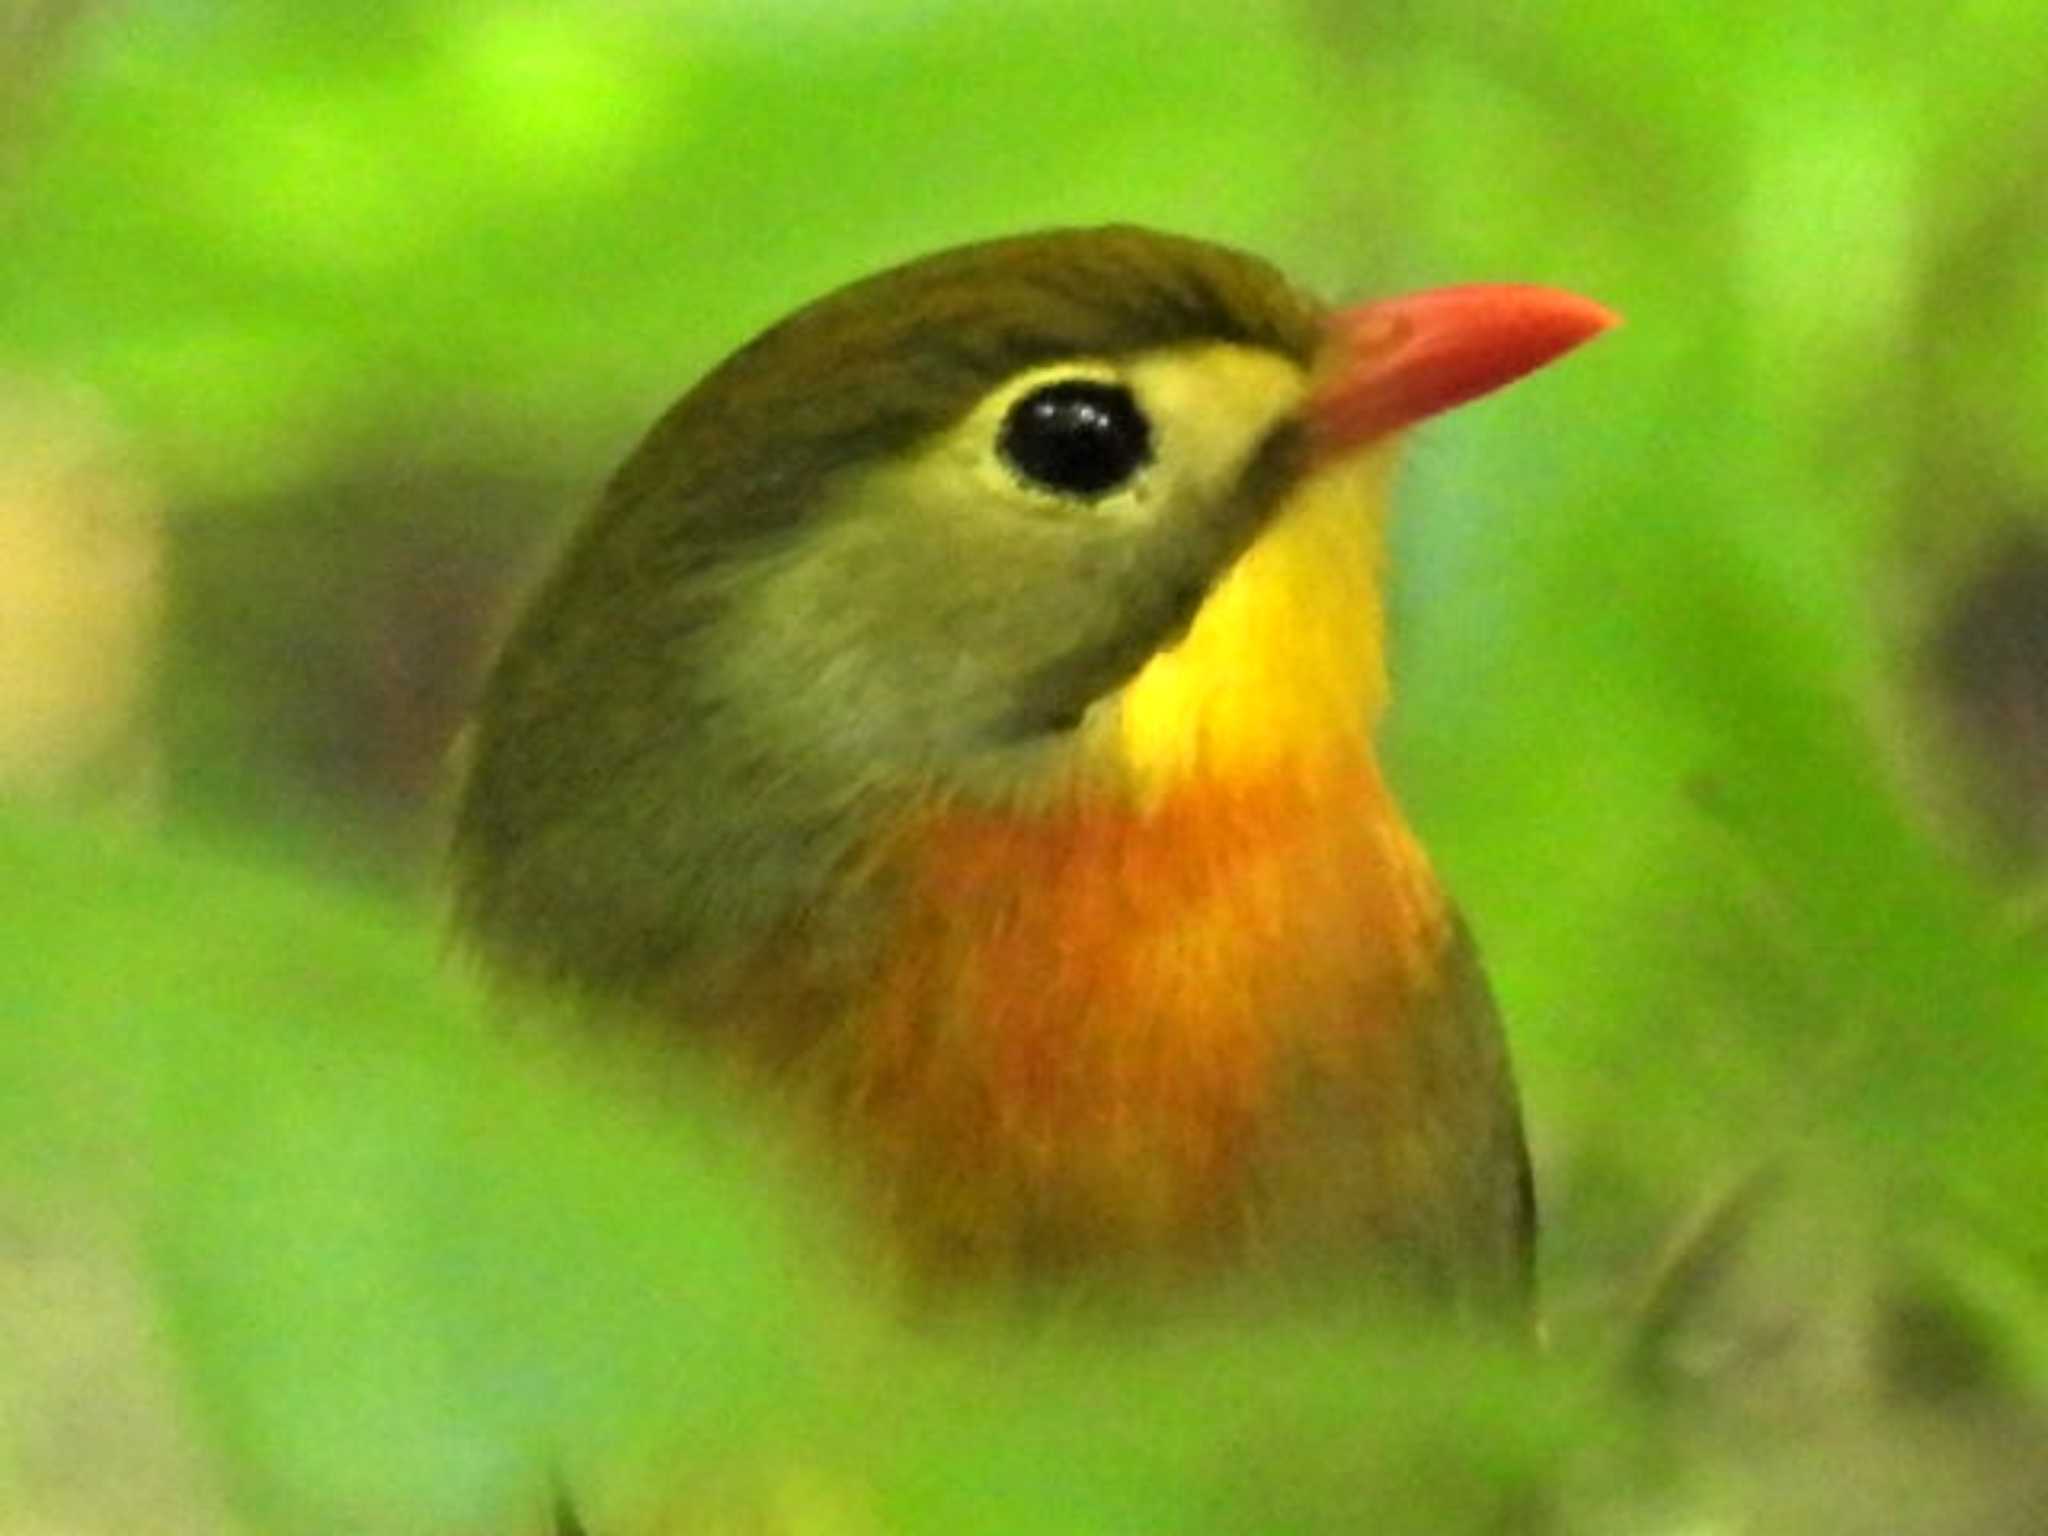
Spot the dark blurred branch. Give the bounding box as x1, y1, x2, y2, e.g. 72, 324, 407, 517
1, 1, 95, 182
1618, 1160, 1785, 1396
1895, 103, 2048, 879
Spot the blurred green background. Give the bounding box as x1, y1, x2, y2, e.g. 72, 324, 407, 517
3, 2, 2045, 1532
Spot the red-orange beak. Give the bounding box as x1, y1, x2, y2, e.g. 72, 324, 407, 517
1307, 285, 1618, 460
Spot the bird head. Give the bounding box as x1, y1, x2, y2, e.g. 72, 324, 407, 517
453, 227, 1612, 1004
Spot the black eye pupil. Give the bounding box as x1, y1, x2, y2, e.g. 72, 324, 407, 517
998, 380, 1152, 497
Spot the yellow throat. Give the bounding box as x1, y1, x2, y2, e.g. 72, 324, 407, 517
1116, 439, 1399, 797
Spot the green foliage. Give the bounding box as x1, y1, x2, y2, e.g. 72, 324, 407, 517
1, 808, 1593, 1532
3, 0, 1338, 500
1351, 0, 2048, 1272
0, 810, 832, 1527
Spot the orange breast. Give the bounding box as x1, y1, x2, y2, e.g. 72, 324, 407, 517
838, 765, 1447, 1280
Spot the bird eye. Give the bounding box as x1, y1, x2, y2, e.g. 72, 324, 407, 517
997, 379, 1153, 498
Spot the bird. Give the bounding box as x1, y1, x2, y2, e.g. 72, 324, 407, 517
450, 225, 1613, 1321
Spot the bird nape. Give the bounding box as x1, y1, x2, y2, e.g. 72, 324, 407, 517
451, 225, 1612, 1317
